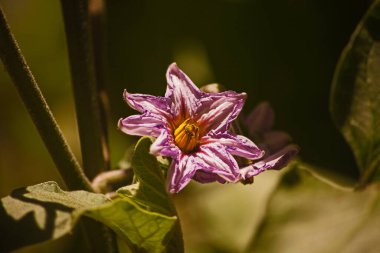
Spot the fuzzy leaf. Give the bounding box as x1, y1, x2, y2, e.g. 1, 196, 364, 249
131, 137, 174, 215
117, 183, 140, 198
84, 198, 177, 253
248, 168, 380, 253
331, 0, 380, 187
0, 181, 177, 253
0, 181, 108, 252
129, 137, 184, 252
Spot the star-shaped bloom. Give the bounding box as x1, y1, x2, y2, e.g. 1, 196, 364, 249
119, 63, 274, 193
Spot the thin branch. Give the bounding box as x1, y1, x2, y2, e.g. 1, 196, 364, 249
0, 5, 92, 191
60, 0, 109, 180
89, 0, 111, 163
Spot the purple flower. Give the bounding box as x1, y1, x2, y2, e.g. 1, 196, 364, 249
238, 102, 299, 182
119, 63, 292, 193
119, 63, 264, 193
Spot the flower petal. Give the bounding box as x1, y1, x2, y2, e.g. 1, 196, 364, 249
150, 130, 180, 157
245, 102, 274, 136
166, 143, 244, 192
195, 143, 240, 183
165, 63, 201, 120
167, 155, 199, 193
123, 90, 171, 119
261, 131, 292, 154
239, 144, 299, 179
197, 91, 246, 134
202, 133, 265, 160
192, 170, 227, 184
118, 114, 166, 137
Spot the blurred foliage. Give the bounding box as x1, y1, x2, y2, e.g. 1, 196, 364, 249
173, 170, 282, 253
331, 0, 380, 187
250, 167, 380, 253
0, 0, 75, 195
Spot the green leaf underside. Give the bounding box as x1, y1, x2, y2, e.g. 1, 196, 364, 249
131, 137, 175, 215
0, 181, 108, 252
331, 0, 380, 187
0, 181, 176, 253
129, 137, 184, 252
250, 167, 380, 253
84, 198, 176, 253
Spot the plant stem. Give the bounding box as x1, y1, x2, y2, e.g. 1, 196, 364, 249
60, 0, 109, 180
89, 0, 111, 159
0, 5, 92, 192
60, 1, 118, 252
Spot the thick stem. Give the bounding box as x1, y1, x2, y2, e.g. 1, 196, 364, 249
0, 5, 92, 192
60, 1, 118, 252
60, 0, 109, 180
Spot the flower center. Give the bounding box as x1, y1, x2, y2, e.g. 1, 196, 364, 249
174, 119, 200, 153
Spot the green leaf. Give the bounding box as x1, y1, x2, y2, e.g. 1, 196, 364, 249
248, 167, 380, 253
0, 181, 177, 253
0, 181, 108, 252
84, 198, 177, 253
129, 137, 184, 252
117, 183, 140, 198
131, 137, 174, 215
331, 0, 380, 187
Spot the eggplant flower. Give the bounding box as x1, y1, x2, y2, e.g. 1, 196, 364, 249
238, 102, 299, 181
119, 63, 269, 193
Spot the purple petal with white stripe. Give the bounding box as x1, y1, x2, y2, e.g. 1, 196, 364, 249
202, 133, 265, 160
150, 130, 180, 157
197, 91, 246, 134
124, 90, 171, 118
165, 63, 201, 119
195, 143, 240, 183
167, 155, 199, 193
239, 144, 299, 179
118, 114, 166, 137
168, 143, 240, 190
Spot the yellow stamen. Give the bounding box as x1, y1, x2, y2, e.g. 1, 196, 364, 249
174, 119, 200, 153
